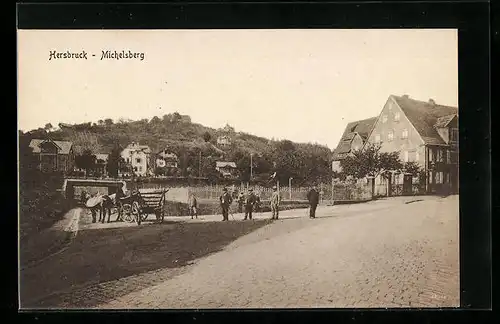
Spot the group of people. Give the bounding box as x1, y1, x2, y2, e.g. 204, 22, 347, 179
187, 185, 320, 222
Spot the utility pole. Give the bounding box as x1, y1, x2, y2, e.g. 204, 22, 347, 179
199, 151, 202, 178
250, 153, 253, 181
289, 177, 293, 200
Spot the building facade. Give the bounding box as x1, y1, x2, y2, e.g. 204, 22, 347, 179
95, 153, 109, 177
156, 150, 179, 169
331, 117, 377, 173
364, 95, 458, 195
120, 142, 151, 176
28, 139, 75, 174
215, 161, 237, 178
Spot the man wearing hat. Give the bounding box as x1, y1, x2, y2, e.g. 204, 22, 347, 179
244, 188, 257, 220
307, 185, 320, 219
270, 186, 281, 219
219, 187, 233, 221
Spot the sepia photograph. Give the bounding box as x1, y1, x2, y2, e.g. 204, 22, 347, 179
18, 29, 459, 309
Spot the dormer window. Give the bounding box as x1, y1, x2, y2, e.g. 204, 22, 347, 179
394, 112, 400, 122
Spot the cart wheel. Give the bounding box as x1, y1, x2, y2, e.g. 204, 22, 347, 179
132, 201, 141, 225
122, 204, 135, 223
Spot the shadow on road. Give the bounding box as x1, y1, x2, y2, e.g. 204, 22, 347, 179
20, 219, 272, 308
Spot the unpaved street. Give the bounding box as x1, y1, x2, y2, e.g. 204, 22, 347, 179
20, 195, 459, 309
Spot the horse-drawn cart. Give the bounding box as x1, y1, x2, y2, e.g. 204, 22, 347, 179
119, 189, 168, 225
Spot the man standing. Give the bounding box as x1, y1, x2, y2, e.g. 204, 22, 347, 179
188, 193, 198, 219
237, 191, 245, 213
244, 188, 257, 220
307, 186, 320, 219
270, 186, 281, 219
219, 187, 233, 221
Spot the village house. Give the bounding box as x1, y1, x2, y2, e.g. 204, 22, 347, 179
363, 94, 458, 195
94, 153, 109, 177
28, 139, 75, 174
331, 117, 378, 173
120, 142, 151, 177
216, 135, 232, 147
216, 124, 235, 148
155, 149, 179, 171
215, 161, 237, 178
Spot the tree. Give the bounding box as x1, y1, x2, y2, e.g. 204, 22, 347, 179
98, 120, 104, 126
203, 131, 212, 142
340, 143, 403, 195
104, 118, 114, 126
402, 161, 422, 177
150, 116, 161, 124
107, 144, 122, 178
172, 112, 182, 123
75, 149, 96, 176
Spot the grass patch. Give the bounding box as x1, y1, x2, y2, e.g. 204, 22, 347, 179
21, 219, 272, 307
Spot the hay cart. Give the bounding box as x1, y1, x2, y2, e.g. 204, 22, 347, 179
119, 189, 168, 225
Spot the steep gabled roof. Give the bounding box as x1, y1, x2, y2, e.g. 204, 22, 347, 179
29, 139, 73, 154
332, 117, 377, 160
391, 95, 458, 145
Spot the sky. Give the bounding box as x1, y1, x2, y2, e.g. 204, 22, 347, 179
17, 29, 458, 149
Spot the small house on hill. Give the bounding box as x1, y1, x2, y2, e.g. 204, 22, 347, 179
156, 150, 179, 169
215, 161, 237, 178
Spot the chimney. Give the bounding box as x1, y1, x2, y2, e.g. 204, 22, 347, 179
429, 99, 436, 105
402, 94, 409, 99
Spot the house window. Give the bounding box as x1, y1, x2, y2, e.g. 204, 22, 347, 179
138, 166, 142, 172
436, 149, 444, 162
428, 148, 434, 162
401, 129, 408, 139
387, 130, 394, 141
429, 172, 434, 184
394, 112, 400, 122
450, 128, 458, 142
446, 150, 451, 164
415, 151, 420, 162
136, 158, 141, 163
404, 151, 409, 162
382, 115, 388, 123
374, 134, 381, 143
436, 172, 443, 184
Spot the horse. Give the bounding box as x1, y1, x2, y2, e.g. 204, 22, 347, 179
84, 192, 121, 223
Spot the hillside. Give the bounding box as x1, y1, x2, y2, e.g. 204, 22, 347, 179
19, 113, 333, 186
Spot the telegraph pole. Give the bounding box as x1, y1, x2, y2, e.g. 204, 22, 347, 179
199, 151, 202, 178
250, 153, 253, 181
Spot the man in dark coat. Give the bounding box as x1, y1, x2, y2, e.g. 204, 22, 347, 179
219, 187, 233, 221
307, 186, 320, 219
237, 191, 245, 213
244, 188, 257, 220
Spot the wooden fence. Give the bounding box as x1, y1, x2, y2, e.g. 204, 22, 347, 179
135, 182, 372, 203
